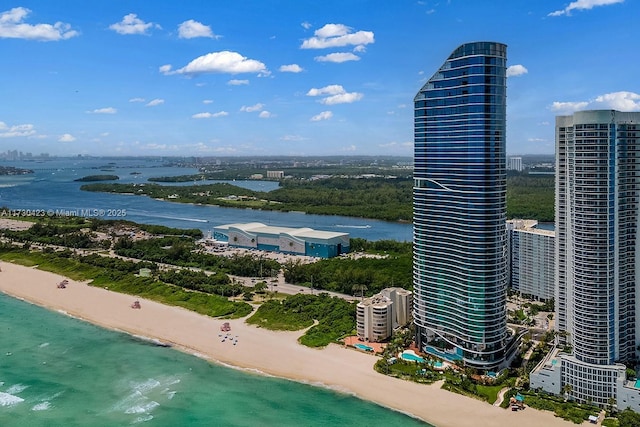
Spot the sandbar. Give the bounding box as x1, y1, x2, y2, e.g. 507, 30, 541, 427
0, 261, 575, 427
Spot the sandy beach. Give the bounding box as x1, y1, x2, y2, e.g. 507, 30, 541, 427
0, 261, 576, 427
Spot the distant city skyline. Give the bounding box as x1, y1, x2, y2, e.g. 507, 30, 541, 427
1, 0, 638, 157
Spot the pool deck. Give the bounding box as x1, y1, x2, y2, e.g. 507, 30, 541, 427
343, 336, 386, 354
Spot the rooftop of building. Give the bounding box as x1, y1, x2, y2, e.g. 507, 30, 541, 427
358, 294, 392, 308
214, 222, 349, 240
508, 219, 555, 237
381, 287, 412, 296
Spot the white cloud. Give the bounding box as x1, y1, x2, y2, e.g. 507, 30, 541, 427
109, 13, 159, 35
0, 7, 78, 41
192, 111, 228, 119
307, 84, 363, 105
340, 145, 357, 152
279, 64, 303, 73
315, 52, 360, 63
311, 111, 333, 121
306, 85, 346, 96
0, 121, 36, 138
320, 92, 364, 105
138, 143, 179, 151
280, 134, 307, 141
378, 141, 413, 149
550, 91, 640, 113
87, 107, 117, 114
549, 101, 590, 113
301, 23, 374, 49
507, 64, 528, 77
240, 103, 264, 112
301, 21, 312, 30
129, 97, 145, 103
161, 51, 268, 76
593, 91, 640, 111
549, 0, 624, 16
145, 98, 164, 107
203, 99, 214, 104
528, 138, 547, 142
353, 45, 367, 53
228, 79, 249, 85
379, 142, 398, 148
259, 111, 274, 118
58, 133, 76, 142
178, 19, 218, 39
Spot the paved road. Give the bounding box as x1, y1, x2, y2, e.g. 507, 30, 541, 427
231, 271, 360, 302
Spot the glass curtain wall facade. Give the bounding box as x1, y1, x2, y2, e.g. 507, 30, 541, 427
413, 42, 508, 369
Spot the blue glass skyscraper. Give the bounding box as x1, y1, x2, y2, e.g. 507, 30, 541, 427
413, 42, 509, 369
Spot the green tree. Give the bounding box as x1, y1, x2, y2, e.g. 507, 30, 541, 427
352, 284, 368, 300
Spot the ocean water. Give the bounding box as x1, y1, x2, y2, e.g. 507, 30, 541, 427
0, 293, 430, 426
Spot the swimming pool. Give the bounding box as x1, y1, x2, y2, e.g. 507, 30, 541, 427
355, 343, 374, 352
401, 351, 425, 363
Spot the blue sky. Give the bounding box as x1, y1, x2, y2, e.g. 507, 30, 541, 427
0, 0, 638, 157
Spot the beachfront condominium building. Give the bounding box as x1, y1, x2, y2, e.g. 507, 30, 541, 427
380, 287, 413, 327
507, 220, 555, 302
357, 294, 394, 342
530, 110, 640, 410
413, 42, 512, 369
356, 288, 413, 342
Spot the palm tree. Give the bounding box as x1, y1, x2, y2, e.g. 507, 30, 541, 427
352, 284, 367, 300
561, 383, 573, 401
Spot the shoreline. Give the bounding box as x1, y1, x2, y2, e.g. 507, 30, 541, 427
0, 261, 575, 427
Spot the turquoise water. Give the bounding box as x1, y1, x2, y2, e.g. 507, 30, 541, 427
354, 344, 373, 352
401, 352, 426, 363
0, 293, 430, 426
635, 379, 640, 389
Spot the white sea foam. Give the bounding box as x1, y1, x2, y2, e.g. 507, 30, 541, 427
213, 360, 277, 379
32, 401, 51, 411
132, 414, 154, 423
0, 392, 24, 407
132, 379, 161, 394
39, 342, 50, 348
113, 378, 166, 418
125, 400, 160, 414
6, 384, 28, 394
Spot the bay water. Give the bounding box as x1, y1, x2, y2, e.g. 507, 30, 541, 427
0, 158, 413, 242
